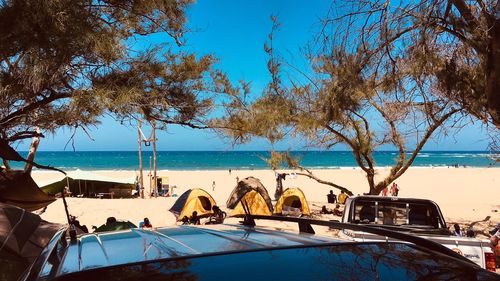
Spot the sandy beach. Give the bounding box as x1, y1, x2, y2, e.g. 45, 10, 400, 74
32, 167, 500, 236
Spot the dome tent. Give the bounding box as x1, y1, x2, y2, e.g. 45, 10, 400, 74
226, 177, 273, 217
274, 187, 310, 216
169, 188, 216, 221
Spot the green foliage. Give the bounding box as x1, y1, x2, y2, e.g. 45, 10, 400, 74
217, 12, 465, 194
0, 0, 236, 159
265, 151, 300, 170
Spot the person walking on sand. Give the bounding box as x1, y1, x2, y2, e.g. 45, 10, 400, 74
381, 186, 389, 197
212, 181, 216, 191
390, 183, 399, 196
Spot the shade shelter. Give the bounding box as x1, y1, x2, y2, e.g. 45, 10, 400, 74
274, 187, 311, 216
40, 170, 134, 198
0, 170, 56, 211
226, 177, 273, 217
169, 188, 216, 221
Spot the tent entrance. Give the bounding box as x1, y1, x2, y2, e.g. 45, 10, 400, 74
198, 196, 212, 211
283, 196, 302, 209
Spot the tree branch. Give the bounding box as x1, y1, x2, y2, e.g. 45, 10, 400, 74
293, 165, 354, 196
0, 93, 72, 126
393, 109, 459, 179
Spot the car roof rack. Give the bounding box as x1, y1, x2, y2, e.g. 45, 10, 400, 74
240, 214, 475, 266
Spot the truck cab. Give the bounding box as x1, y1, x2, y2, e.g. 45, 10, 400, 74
341, 196, 496, 271
342, 195, 450, 235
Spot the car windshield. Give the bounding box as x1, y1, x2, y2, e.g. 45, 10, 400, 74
50, 243, 494, 281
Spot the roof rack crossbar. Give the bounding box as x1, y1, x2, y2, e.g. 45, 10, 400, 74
298, 220, 315, 234
243, 215, 475, 266
241, 199, 255, 227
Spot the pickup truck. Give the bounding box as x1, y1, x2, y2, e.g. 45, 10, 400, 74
340, 195, 496, 271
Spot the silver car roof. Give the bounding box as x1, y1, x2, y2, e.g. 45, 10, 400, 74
33, 224, 341, 279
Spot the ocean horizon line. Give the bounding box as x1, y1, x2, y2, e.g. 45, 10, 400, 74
7, 150, 498, 170
30, 166, 500, 173
18, 150, 499, 153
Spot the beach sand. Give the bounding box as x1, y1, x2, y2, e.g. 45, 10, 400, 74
32, 167, 500, 236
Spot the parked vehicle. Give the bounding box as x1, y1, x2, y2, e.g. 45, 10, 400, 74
20, 215, 498, 281
341, 195, 496, 271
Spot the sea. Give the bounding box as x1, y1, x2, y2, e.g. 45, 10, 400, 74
9, 151, 499, 171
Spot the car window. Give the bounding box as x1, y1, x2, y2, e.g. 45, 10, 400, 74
375, 202, 407, 225
353, 200, 441, 228
51, 243, 496, 281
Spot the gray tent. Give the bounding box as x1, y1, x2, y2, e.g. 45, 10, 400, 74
226, 177, 273, 213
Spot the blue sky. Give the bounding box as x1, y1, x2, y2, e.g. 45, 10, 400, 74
18, 0, 491, 151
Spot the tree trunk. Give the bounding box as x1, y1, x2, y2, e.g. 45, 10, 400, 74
24, 127, 40, 174
366, 169, 377, 195
486, 20, 500, 128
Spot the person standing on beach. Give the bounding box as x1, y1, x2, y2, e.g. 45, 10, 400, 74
134, 176, 141, 197
275, 172, 287, 200
490, 224, 500, 254
229, 169, 231, 175
212, 181, 216, 191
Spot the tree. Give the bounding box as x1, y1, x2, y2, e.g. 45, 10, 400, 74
320, 0, 500, 129
0, 0, 236, 170
323, 0, 500, 152
217, 16, 465, 195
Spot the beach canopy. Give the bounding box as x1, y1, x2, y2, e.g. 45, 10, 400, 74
40, 169, 134, 198
226, 177, 273, 217
0, 202, 62, 280
169, 188, 216, 220
0, 170, 56, 211
274, 187, 311, 216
